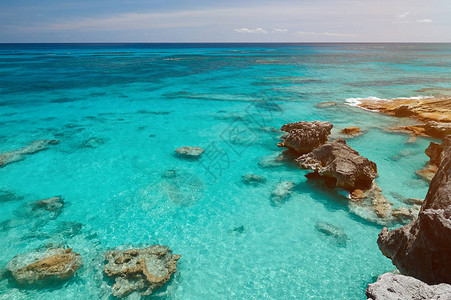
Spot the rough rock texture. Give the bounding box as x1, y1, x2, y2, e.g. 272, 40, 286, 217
104, 245, 181, 298
0, 140, 59, 168
242, 174, 266, 186
6, 248, 82, 286
350, 96, 451, 139
175, 146, 204, 159
366, 273, 451, 300
270, 181, 295, 206
377, 136, 451, 284
277, 121, 333, 155
416, 137, 451, 182
296, 139, 377, 190
341, 127, 361, 136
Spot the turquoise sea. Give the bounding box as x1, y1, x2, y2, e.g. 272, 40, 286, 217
0, 43, 450, 299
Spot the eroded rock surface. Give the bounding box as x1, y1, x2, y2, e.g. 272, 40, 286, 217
416, 136, 451, 182
296, 139, 377, 190
377, 137, 451, 284
104, 245, 181, 298
175, 146, 204, 159
0, 140, 59, 168
7, 248, 82, 286
366, 273, 451, 300
277, 121, 333, 155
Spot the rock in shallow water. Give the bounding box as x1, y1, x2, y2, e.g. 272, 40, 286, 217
277, 121, 333, 155
175, 146, 205, 159
0, 140, 59, 168
315, 222, 348, 247
270, 181, 295, 206
242, 174, 266, 186
104, 245, 181, 298
366, 273, 451, 300
296, 139, 377, 190
6, 248, 82, 286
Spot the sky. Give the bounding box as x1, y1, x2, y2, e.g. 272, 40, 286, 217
0, 0, 450, 43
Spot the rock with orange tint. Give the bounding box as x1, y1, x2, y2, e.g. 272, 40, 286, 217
341, 127, 362, 136
6, 248, 82, 286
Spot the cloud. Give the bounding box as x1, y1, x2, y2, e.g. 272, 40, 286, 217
417, 19, 432, 23
397, 12, 411, 18
234, 27, 268, 34
272, 28, 288, 33
295, 31, 356, 37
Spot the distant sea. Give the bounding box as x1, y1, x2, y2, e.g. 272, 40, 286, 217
0, 43, 450, 299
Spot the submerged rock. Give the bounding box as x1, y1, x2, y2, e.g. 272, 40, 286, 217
277, 121, 333, 155
242, 174, 266, 186
79, 137, 107, 148
296, 139, 377, 190
377, 137, 451, 284
366, 273, 451, 300
316, 101, 337, 108
175, 146, 205, 159
270, 181, 295, 206
33, 196, 64, 213
104, 245, 181, 298
315, 222, 348, 247
6, 248, 82, 286
0, 190, 24, 203
0, 140, 59, 168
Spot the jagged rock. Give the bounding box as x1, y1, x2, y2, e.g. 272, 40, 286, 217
316, 101, 337, 108
416, 137, 451, 182
0, 140, 59, 168
175, 146, 204, 159
296, 139, 377, 190
341, 127, 362, 136
6, 248, 82, 286
377, 137, 451, 284
270, 181, 295, 206
366, 273, 451, 300
242, 174, 266, 186
277, 121, 333, 155
315, 221, 348, 247
104, 245, 181, 298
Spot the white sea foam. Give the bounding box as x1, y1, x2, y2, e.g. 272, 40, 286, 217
345, 95, 434, 110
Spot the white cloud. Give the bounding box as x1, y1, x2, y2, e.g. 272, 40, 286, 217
417, 19, 432, 23
397, 12, 411, 18
295, 31, 356, 37
272, 28, 288, 33
234, 27, 268, 34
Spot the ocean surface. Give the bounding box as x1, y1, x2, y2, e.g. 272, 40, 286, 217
0, 43, 450, 299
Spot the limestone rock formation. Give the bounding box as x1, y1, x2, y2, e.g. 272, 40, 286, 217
277, 121, 333, 155
366, 273, 451, 300
0, 140, 59, 168
296, 139, 377, 190
175, 146, 204, 159
340, 127, 361, 136
416, 136, 451, 182
377, 136, 451, 284
6, 248, 82, 286
104, 245, 181, 298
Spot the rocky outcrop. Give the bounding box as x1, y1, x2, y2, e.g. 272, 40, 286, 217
296, 139, 377, 190
340, 127, 362, 136
377, 136, 451, 284
175, 146, 204, 159
6, 248, 82, 286
242, 174, 266, 186
366, 273, 451, 300
277, 121, 333, 155
416, 136, 451, 182
346, 96, 451, 139
0, 140, 59, 167
104, 245, 181, 298
270, 181, 295, 206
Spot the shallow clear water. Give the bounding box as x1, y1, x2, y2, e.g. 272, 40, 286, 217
0, 43, 450, 299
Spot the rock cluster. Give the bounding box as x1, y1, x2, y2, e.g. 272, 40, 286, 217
6, 248, 82, 286
277, 121, 333, 155
0, 140, 59, 168
104, 245, 181, 298
377, 136, 451, 284
366, 273, 451, 300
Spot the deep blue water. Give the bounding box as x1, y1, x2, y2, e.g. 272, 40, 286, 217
0, 43, 450, 299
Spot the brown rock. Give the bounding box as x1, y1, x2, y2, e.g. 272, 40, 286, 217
341, 127, 361, 136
